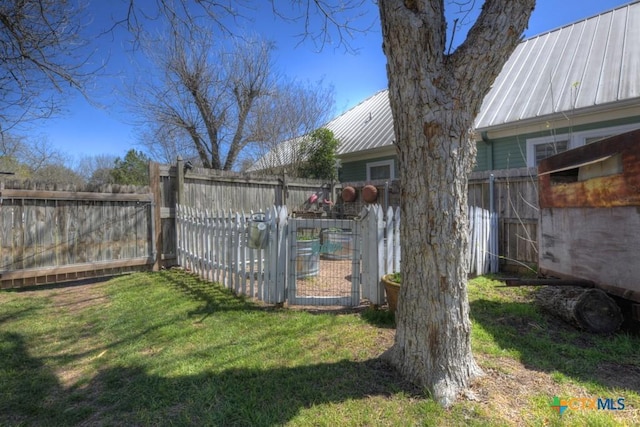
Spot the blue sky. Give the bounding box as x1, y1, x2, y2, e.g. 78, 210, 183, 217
26, 0, 633, 162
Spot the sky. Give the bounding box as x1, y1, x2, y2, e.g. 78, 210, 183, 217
24, 0, 634, 162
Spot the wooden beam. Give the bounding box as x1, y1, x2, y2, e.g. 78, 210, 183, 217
0, 257, 153, 281
0, 188, 153, 202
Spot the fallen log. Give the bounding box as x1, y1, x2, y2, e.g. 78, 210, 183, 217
504, 278, 594, 287
535, 286, 623, 334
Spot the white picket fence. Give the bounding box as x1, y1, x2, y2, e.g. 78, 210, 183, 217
176, 204, 288, 304
468, 205, 499, 275
175, 203, 498, 307
357, 204, 498, 305
360, 205, 401, 305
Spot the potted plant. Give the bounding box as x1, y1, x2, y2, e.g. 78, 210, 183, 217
381, 272, 401, 314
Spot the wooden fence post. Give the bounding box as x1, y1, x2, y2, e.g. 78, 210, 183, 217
265, 206, 278, 303
360, 205, 386, 305
275, 206, 288, 304
393, 207, 401, 273
149, 161, 162, 271
176, 156, 185, 207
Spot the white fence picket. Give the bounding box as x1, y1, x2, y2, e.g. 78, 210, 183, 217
393, 207, 401, 273
175, 202, 497, 307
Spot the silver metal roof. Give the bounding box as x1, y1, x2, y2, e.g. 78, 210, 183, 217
253, 1, 640, 166
327, 89, 395, 155
250, 89, 394, 169
475, 0, 640, 129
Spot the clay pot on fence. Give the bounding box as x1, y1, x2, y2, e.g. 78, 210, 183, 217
362, 185, 378, 203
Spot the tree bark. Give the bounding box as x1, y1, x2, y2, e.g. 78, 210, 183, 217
377, 0, 535, 407
535, 286, 623, 334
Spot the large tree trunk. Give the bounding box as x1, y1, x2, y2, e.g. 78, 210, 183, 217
377, 0, 535, 407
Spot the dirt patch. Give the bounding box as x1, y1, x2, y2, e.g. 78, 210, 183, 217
592, 362, 640, 393
294, 258, 355, 297
467, 355, 640, 425
17, 279, 112, 315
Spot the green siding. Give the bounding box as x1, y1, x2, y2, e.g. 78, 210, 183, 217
340, 155, 397, 182
341, 116, 640, 177
474, 116, 640, 171
475, 142, 490, 171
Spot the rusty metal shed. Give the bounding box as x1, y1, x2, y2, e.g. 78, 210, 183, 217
538, 129, 640, 304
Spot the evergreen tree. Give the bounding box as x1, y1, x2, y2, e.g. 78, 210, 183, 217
111, 149, 150, 186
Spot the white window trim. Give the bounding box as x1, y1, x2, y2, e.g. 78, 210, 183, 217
526, 135, 570, 167
366, 159, 395, 181
572, 123, 640, 146
526, 123, 640, 167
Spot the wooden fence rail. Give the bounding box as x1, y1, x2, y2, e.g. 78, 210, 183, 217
0, 183, 155, 288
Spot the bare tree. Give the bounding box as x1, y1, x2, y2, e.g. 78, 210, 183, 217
0, 133, 28, 175
245, 77, 335, 174
132, 28, 334, 171
75, 154, 119, 186
132, 30, 275, 170
0, 133, 82, 184
0, 0, 94, 132
21, 137, 64, 173
30, 163, 84, 186
136, 125, 197, 165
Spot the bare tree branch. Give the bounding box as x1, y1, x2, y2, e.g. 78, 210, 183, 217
0, 0, 97, 131
268, 0, 375, 53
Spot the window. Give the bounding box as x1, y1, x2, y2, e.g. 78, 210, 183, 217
534, 140, 568, 165
526, 123, 640, 167
366, 159, 394, 180
574, 123, 640, 146
526, 137, 569, 167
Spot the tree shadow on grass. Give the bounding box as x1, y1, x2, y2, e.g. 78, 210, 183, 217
470, 298, 640, 394
157, 269, 273, 320
0, 329, 421, 426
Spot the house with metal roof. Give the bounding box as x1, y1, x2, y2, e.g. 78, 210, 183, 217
253, 1, 640, 182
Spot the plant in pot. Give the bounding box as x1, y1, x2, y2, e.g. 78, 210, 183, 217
381, 272, 401, 314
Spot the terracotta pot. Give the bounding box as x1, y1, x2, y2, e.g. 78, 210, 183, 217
381, 274, 400, 314
342, 186, 357, 202
362, 185, 378, 203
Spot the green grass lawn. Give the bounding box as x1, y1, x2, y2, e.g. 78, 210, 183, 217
1, 271, 638, 426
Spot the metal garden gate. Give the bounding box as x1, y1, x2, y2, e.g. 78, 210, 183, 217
287, 217, 361, 306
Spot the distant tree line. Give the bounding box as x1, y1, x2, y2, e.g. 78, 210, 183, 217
0, 136, 151, 187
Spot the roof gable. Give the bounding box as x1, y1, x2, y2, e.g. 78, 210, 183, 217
475, 1, 640, 129
253, 1, 640, 164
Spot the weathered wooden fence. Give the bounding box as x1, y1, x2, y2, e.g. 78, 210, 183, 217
0, 182, 155, 288
338, 168, 537, 272
176, 202, 497, 307
154, 159, 532, 273
0, 160, 525, 290
468, 168, 538, 271
153, 159, 331, 269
